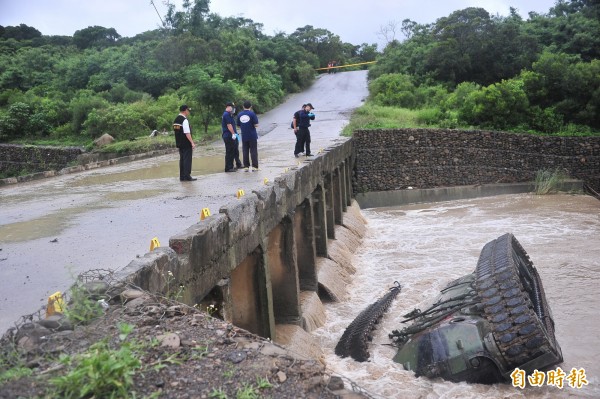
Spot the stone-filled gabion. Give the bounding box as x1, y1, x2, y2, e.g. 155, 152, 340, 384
353, 129, 600, 193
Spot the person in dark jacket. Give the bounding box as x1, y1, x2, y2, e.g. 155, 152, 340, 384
292, 103, 316, 157
221, 102, 242, 172
236, 100, 260, 170
173, 104, 196, 181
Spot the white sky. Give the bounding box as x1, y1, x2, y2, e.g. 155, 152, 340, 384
1, 0, 558, 48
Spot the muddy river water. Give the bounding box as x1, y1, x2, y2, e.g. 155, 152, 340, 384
313, 193, 600, 399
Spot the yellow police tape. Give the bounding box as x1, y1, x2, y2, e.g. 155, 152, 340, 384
315, 60, 377, 71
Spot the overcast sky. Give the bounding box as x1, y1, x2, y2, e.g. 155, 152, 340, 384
1, 0, 558, 48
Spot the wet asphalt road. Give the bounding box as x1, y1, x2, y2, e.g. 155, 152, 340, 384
0, 71, 369, 333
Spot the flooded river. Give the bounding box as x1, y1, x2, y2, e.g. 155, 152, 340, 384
313, 193, 600, 399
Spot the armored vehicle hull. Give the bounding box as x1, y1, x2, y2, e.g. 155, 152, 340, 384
390, 233, 563, 383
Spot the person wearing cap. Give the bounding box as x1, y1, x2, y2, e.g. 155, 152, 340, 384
173, 104, 196, 181
221, 102, 242, 172
292, 103, 316, 158
236, 100, 260, 171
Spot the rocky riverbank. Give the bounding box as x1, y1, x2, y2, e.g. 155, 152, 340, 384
0, 284, 368, 399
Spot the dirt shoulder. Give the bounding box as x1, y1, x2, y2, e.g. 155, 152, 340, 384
0, 288, 367, 399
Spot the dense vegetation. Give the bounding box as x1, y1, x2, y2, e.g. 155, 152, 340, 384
1, 0, 598, 150
366, 0, 599, 135
0, 0, 376, 145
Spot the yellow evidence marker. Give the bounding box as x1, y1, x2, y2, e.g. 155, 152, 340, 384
46, 291, 65, 317
150, 237, 160, 251
200, 208, 211, 220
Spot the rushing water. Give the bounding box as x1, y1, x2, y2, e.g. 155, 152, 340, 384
313, 193, 600, 399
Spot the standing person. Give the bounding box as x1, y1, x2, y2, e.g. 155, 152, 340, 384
221, 102, 240, 172
173, 104, 196, 181
292, 103, 316, 158
236, 100, 260, 171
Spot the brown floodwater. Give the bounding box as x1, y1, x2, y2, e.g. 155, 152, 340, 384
313, 193, 600, 399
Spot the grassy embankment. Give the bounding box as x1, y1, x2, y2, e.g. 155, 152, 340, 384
342, 104, 600, 137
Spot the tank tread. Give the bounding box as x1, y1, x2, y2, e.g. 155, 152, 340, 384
475, 233, 562, 369
335, 282, 401, 362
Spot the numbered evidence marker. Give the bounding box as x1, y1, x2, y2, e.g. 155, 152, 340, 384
263, 178, 269, 185
200, 208, 211, 220
150, 237, 160, 251
46, 291, 65, 317
236, 189, 245, 199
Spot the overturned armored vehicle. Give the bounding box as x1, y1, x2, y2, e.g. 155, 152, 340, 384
336, 233, 563, 384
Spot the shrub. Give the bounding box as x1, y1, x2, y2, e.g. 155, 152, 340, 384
50, 323, 141, 399
534, 168, 568, 195
415, 107, 443, 125
459, 78, 529, 129
369, 73, 417, 108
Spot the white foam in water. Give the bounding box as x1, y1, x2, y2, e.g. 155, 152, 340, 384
312, 193, 600, 399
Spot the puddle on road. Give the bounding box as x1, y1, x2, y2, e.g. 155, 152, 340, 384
0, 188, 169, 243
71, 155, 224, 186
0, 205, 105, 243
103, 189, 166, 202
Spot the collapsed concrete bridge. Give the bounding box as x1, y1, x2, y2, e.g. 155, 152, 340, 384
114, 139, 358, 356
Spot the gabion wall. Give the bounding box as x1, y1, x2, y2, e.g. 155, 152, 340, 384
0, 144, 83, 176
353, 129, 600, 193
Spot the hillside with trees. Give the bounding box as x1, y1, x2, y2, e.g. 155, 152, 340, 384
368, 0, 599, 134
0, 0, 376, 146
0, 0, 598, 151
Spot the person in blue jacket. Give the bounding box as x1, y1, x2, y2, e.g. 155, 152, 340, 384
292, 103, 316, 157
236, 100, 260, 171
221, 102, 242, 172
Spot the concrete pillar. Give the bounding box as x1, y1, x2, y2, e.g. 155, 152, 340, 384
345, 156, 353, 206
333, 167, 343, 226
339, 161, 348, 212
266, 219, 301, 325
294, 198, 317, 291
324, 173, 335, 239
228, 247, 275, 339
312, 184, 328, 258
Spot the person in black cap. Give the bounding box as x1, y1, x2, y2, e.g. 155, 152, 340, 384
292, 103, 316, 157
221, 102, 242, 172
173, 104, 197, 181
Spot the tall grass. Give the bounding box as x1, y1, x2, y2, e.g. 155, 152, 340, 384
534, 168, 568, 195
342, 104, 468, 136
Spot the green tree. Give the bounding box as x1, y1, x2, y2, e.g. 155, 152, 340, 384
426, 8, 497, 85
459, 78, 530, 129
164, 0, 211, 36
242, 62, 284, 111
0, 102, 30, 140
83, 102, 149, 139
368, 23, 433, 82
369, 74, 417, 108
290, 25, 347, 68
1, 24, 41, 40
72, 26, 121, 49
183, 68, 236, 134
218, 30, 260, 81
69, 91, 109, 135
